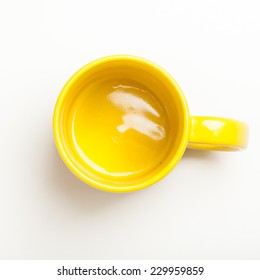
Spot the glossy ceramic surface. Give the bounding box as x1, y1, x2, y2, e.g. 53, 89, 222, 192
53, 55, 248, 192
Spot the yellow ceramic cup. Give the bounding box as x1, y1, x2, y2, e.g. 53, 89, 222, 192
53, 55, 248, 192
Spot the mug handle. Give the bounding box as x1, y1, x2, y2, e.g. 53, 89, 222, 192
188, 116, 249, 151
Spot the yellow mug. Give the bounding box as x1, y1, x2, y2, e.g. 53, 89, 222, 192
53, 55, 248, 192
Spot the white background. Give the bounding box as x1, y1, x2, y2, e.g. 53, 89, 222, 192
0, 0, 259, 259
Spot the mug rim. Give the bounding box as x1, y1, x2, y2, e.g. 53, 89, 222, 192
53, 55, 190, 192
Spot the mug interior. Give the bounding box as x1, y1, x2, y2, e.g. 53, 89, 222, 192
53, 56, 189, 192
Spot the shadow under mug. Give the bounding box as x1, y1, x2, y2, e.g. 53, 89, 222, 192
53, 55, 248, 192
